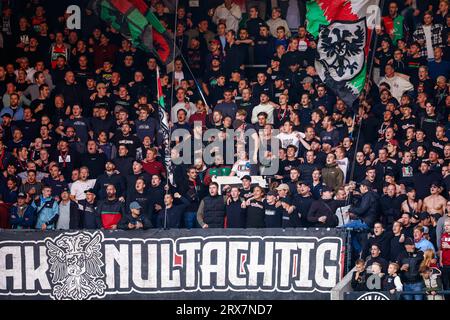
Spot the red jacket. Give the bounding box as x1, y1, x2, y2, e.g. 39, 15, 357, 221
142, 160, 166, 177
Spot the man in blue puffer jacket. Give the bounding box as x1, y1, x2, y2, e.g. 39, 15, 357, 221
32, 186, 59, 230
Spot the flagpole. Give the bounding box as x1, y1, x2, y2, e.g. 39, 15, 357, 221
346, 1, 384, 185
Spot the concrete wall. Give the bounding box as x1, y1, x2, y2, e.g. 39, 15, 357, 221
331, 267, 356, 300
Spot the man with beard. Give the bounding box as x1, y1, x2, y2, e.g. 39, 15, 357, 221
93, 161, 126, 201
97, 184, 125, 230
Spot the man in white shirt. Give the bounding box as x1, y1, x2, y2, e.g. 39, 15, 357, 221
379, 64, 414, 102
213, 0, 242, 32
276, 120, 305, 151
70, 166, 96, 201
266, 7, 291, 37
171, 87, 196, 123
252, 92, 275, 124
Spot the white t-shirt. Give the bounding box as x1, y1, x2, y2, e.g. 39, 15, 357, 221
70, 179, 96, 201
251, 103, 275, 124
336, 157, 349, 183
422, 25, 434, 60
231, 160, 251, 179
171, 101, 196, 123
276, 131, 305, 149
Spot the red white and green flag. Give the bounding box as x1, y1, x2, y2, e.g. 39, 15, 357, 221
306, 0, 379, 107
157, 66, 174, 186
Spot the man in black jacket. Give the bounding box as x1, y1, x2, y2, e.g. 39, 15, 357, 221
380, 183, 402, 228
79, 140, 107, 179
226, 186, 246, 228
292, 181, 314, 227
362, 222, 393, 261
413, 161, 442, 200
78, 188, 101, 229
126, 177, 151, 220
158, 192, 190, 229
118, 201, 152, 230
177, 167, 206, 229
347, 180, 379, 229
365, 244, 389, 274
307, 186, 342, 227
398, 237, 425, 300
93, 161, 126, 201
389, 221, 406, 263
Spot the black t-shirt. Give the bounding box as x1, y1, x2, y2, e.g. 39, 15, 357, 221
246, 199, 265, 228
30, 98, 51, 118
263, 200, 283, 228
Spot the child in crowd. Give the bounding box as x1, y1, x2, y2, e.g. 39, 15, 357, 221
351, 259, 368, 291
383, 262, 403, 294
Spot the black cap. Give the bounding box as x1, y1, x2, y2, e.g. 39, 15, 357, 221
419, 212, 430, 220
406, 186, 415, 193
17, 192, 27, 198
412, 213, 420, 221
322, 186, 334, 193
404, 237, 414, 246
267, 190, 277, 196
1, 112, 12, 118
61, 187, 70, 193
297, 180, 308, 186
360, 180, 372, 189
431, 181, 442, 188
240, 175, 251, 181
84, 188, 95, 194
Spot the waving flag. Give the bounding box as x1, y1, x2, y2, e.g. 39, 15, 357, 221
156, 66, 174, 186
90, 0, 176, 65
306, 0, 378, 107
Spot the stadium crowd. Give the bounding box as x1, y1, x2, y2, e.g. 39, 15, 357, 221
0, 0, 449, 298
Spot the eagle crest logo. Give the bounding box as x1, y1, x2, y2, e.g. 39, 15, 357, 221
316, 18, 366, 82
45, 231, 106, 300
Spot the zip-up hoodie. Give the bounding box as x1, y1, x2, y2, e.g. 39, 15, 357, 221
97, 198, 125, 229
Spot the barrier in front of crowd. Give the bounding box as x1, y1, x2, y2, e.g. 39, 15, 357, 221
0, 228, 348, 300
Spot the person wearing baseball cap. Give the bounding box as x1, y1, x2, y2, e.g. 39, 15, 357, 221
422, 180, 446, 217
307, 185, 340, 228
397, 236, 425, 300
118, 201, 152, 230
9, 192, 36, 229
78, 188, 101, 229
56, 186, 80, 230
